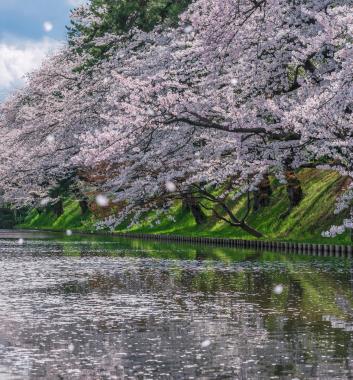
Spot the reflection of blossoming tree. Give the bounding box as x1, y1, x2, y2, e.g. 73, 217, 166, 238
1, 0, 353, 237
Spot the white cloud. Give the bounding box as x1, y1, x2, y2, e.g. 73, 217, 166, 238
66, 0, 87, 7
0, 38, 62, 98
43, 21, 54, 33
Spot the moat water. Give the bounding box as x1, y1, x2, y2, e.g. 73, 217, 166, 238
0, 230, 353, 379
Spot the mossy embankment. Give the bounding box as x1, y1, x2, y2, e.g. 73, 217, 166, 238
17, 169, 352, 245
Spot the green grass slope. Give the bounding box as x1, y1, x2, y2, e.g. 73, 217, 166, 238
18, 169, 352, 244
19, 199, 94, 231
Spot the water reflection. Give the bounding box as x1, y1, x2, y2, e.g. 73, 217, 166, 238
0, 232, 353, 378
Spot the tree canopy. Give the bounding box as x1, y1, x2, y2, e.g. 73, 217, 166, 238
68, 0, 191, 66
1, 0, 352, 238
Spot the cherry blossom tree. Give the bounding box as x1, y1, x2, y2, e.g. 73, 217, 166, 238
1, 0, 353, 238
73, 0, 353, 236
0, 46, 105, 207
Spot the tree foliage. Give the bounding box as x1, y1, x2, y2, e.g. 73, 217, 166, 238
1, 0, 353, 238
68, 0, 191, 66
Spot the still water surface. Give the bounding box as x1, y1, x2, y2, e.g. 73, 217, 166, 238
0, 230, 353, 379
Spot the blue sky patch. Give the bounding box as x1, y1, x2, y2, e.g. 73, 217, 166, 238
0, 0, 85, 99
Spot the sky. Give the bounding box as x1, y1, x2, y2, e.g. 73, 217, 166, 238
0, 0, 86, 100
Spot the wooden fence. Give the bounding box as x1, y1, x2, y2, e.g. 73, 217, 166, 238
16, 228, 353, 257
113, 232, 353, 258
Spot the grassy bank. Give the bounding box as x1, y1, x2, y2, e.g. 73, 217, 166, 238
18, 169, 352, 245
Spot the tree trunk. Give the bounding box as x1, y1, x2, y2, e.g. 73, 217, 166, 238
51, 199, 64, 218
240, 222, 263, 238
253, 174, 272, 211
79, 199, 89, 215
285, 171, 303, 208
182, 194, 207, 225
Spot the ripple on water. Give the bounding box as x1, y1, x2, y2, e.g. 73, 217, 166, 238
0, 238, 352, 379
